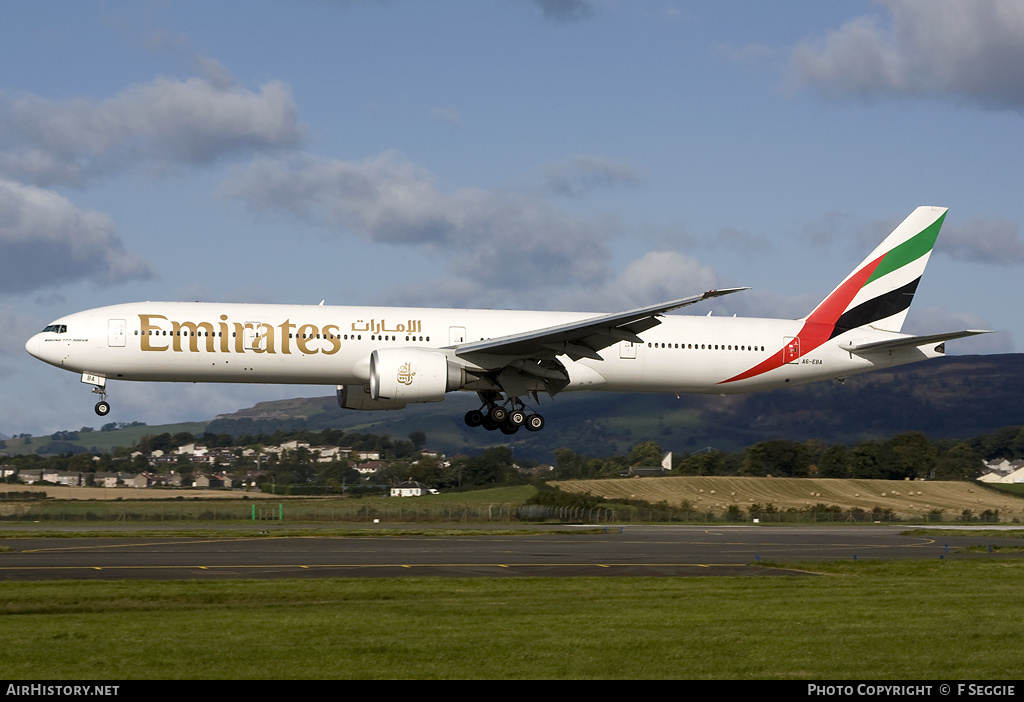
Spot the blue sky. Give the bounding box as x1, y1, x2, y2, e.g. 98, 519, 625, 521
2, 0, 1022, 436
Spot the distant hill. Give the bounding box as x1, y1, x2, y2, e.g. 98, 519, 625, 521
9, 354, 1023, 462
205, 354, 1024, 461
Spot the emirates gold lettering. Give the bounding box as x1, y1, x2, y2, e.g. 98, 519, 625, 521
232, 322, 246, 353
137, 314, 353, 356
322, 325, 341, 355
172, 321, 216, 352
253, 323, 276, 354
296, 324, 318, 355
139, 314, 169, 352
218, 315, 231, 353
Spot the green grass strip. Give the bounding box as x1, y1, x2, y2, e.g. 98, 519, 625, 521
0, 559, 1021, 679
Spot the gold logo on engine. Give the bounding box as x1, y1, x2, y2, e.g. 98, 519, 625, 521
397, 362, 416, 385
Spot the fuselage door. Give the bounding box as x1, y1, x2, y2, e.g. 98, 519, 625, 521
784, 336, 800, 364
619, 340, 637, 359
449, 326, 466, 345
244, 322, 266, 351
108, 319, 126, 347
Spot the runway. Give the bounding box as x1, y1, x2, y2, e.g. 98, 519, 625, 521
2, 524, 1013, 581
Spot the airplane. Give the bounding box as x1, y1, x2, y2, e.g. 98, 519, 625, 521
26, 206, 990, 434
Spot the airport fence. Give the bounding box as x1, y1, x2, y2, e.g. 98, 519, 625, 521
0, 499, 1005, 524
0, 500, 526, 524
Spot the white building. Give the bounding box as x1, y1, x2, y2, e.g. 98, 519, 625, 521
390, 480, 437, 497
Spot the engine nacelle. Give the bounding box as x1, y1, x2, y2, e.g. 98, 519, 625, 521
369, 348, 464, 404
337, 384, 407, 411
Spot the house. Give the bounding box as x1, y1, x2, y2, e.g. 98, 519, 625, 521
239, 470, 269, 489
516, 463, 554, 477
624, 452, 673, 478
151, 453, 179, 467
92, 472, 120, 488
390, 480, 437, 497
354, 460, 386, 476
978, 461, 1024, 484
16, 469, 42, 484
152, 472, 184, 487
175, 443, 209, 458
316, 447, 345, 463
125, 473, 152, 488
193, 473, 233, 489
279, 440, 310, 451
207, 450, 237, 466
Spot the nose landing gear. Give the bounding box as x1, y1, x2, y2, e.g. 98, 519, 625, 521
83, 373, 111, 416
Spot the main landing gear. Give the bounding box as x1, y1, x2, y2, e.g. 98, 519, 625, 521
464, 395, 545, 434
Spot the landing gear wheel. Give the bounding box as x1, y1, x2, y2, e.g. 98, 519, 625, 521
499, 423, 520, 435
464, 409, 484, 427
525, 414, 545, 432
95, 401, 111, 417
507, 409, 526, 427
488, 406, 507, 424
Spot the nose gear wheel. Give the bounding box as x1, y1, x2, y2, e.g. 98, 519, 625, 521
91, 386, 111, 416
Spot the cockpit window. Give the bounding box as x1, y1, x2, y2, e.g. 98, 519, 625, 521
43, 324, 68, 334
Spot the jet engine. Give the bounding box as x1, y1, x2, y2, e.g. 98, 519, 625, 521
337, 384, 407, 411
369, 348, 465, 403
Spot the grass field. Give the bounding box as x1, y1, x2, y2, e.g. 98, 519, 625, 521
1, 559, 1022, 679
0, 485, 539, 524
552, 476, 1024, 521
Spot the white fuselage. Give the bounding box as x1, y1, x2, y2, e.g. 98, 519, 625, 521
24, 301, 942, 396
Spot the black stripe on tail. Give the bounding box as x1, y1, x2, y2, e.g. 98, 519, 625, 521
829, 277, 921, 339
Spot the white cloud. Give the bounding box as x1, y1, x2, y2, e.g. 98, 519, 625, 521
381, 249, 729, 317
800, 209, 1024, 266
0, 303, 40, 360
222, 150, 619, 293
789, 0, 1024, 110
540, 154, 645, 198
531, 0, 596, 22
565, 250, 719, 312
0, 180, 153, 295
430, 107, 464, 128
0, 71, 305, 187
904, 305, 1011, 354
939, 217, 1024, 266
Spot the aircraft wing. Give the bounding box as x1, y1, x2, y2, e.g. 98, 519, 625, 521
839, 329, 993, 354
454, 288, 748, 362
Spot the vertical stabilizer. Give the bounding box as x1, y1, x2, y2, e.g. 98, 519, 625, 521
804, 206, 946, 336
721, 206, 948, 386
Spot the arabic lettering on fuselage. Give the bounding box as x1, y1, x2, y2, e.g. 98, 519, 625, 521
137, 314, 424, 355
350, 319, 423, 335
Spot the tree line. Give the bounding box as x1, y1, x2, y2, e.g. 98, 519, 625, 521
552, 426, 1024, 482
6, 424, 1024, 491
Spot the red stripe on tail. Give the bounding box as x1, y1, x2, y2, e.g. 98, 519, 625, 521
719, 255, 884, 384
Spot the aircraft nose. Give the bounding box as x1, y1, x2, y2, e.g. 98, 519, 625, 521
25, 333, 42, 360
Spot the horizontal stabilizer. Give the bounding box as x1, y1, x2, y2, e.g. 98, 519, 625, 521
840, 330, 993, 354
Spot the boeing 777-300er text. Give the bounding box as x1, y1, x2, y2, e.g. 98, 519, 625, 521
27, 206, 990, 433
